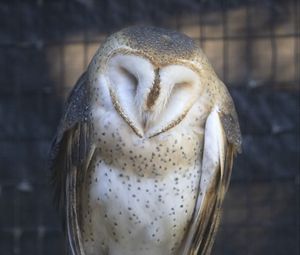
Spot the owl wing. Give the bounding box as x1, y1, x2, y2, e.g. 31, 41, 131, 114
49, 72, 94, 255
183, 97, 242, 255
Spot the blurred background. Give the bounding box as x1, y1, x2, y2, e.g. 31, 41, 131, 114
0, 0, 299, 254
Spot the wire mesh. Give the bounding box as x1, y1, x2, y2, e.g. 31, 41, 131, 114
0, 0, 299, 254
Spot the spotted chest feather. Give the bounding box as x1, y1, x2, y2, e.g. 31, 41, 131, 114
80, 119, 204, 255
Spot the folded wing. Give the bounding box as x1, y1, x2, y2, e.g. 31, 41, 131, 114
183, 100, 241, 255
49, 73, 94, 255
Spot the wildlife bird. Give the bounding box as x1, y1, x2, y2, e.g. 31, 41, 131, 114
49, 26, 241, 255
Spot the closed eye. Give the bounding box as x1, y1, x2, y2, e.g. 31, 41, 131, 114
145, 65, 200, 137
174, 81, 193, 90
165, 81, 194, 107
119, 67, 138, 95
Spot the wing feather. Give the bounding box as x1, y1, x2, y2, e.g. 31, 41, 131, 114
48, 73, 94, 255
182, 106, 241, 255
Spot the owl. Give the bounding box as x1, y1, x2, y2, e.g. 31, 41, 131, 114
49, 26, 241, 255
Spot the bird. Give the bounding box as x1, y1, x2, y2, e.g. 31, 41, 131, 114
49, 26, 242, 255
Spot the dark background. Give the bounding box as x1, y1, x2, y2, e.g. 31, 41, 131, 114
0, 0, 299, 254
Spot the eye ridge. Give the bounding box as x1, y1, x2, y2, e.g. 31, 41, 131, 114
146, 68, 160, 109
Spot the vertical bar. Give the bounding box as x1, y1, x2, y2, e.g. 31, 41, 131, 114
244, 2, 251, 254
127, 0, 133, 26
175, 8, 181, 31
83, 4, 88, 69
14, 1, 22, 253
150, 0, 158, 27
269, 0, 277, 88
293, 0, 300, 253
59, 0, 66, 101
37, 1, 44, 253
199, 5, 204, 49
245, 0, 252, 88
36, 0, 42, 119
222, 0, 228, 84
294, 0, 300, 87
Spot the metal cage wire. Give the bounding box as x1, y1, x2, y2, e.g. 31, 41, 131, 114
0, 0, 299, 254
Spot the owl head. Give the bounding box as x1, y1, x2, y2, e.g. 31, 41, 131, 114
87, 26, 228, 138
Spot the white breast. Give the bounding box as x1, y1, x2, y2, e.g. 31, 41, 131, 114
80, 101, 206, 255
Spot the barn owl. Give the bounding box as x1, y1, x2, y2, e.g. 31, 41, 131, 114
49, 26, 241, 255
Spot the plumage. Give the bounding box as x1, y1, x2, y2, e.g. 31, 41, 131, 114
49, 26, 241, 255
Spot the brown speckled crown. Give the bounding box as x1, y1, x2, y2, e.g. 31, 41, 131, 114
90, 25, 213, 78
117, 26, 199, 65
